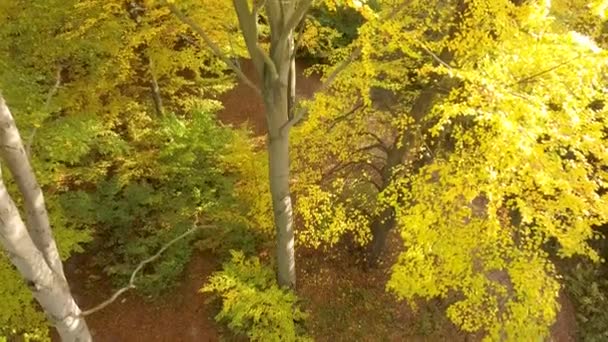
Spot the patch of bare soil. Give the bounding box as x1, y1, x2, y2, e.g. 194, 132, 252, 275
52, 252, 220, 342
550, 290, 577, 342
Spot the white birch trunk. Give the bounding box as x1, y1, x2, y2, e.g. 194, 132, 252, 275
0, 95, 66, 280
0, 94, 91, 341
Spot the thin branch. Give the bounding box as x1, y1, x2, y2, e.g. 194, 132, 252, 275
233, 0, 279, 81
365, 131, 388, 149
420, 44, 453, 70
356, 143, 388, 154
148, 58, 164, 117
26, 66, 62, 157
292, 14, 310, 54
80, 225, 208, 316
327, 101, 364, 131
507, 55, 582, 87
166, 3, 261, 95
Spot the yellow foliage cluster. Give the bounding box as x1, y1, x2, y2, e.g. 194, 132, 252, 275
218, 130, 275, 238
294, 0, 607, 339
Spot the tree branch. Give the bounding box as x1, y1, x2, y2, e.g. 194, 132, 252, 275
26, 66, 62, 158
507, 55, 581, 87
278, 0, 312, 47
356, 143, 389, 155
327, 101, 364, 131
233, 0, 280, 81
148, 58, 164, 117
166, 2, 261, 95
365, 131, 388, 149
80, 225, 209, 316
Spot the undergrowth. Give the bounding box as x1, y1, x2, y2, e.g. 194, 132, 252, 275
202, 251, 309, 342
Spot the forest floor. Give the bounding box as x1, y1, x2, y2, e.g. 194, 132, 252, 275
57, 230, 576, 341
53, 59, 577, 342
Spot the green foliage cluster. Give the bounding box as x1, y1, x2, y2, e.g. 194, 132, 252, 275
59, 110, 237, 295
565, 261, 608, 341
298, 4, 364, 60
0, 0, 264, 337
202, 251, 309, 342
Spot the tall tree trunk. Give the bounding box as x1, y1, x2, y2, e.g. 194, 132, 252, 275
366, 87, 441, 266
267, 132, 296, 287
0, 94, 91, 341
219, 0, 311, 288
265, 64, 296, 288
367, 207, 396, 267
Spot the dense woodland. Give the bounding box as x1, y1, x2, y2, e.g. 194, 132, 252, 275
0, 0, 607, 341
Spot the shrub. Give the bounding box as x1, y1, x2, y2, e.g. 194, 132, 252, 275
564, 261, 608, 342
202, 251, 310, 342
58, 110, 238, 297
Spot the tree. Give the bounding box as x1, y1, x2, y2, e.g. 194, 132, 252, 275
292, 0, 464, 264
292, 0, 607, 339
165, 0, 313, 288
166, 0, 385, 288
0, 94, 91, 341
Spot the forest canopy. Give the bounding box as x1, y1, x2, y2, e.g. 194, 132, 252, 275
0, 0, 607, 341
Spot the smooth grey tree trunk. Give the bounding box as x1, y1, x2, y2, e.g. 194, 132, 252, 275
232, 0, 309, 288
265, 81, 296, 288
0, 94, 91, 341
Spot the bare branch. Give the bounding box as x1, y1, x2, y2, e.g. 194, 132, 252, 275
233, 0, 279, 81
365, 131, 388, 149
420, 44, 454, 70
166, 2, 261, 95
148, 58, 164, 117
508, 55, 582, 87
327, 101, 364, 131
356, 143, 388, 154
264, 0, 282, 35
81, 225, 209, 316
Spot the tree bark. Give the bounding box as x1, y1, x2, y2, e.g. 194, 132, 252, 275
0, 95, 66, 280
264, 61, 296, 288
367, 207, 396, 267
232, 0, 304, 288
267, 132, 296, 287
0, 94, 91, 341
